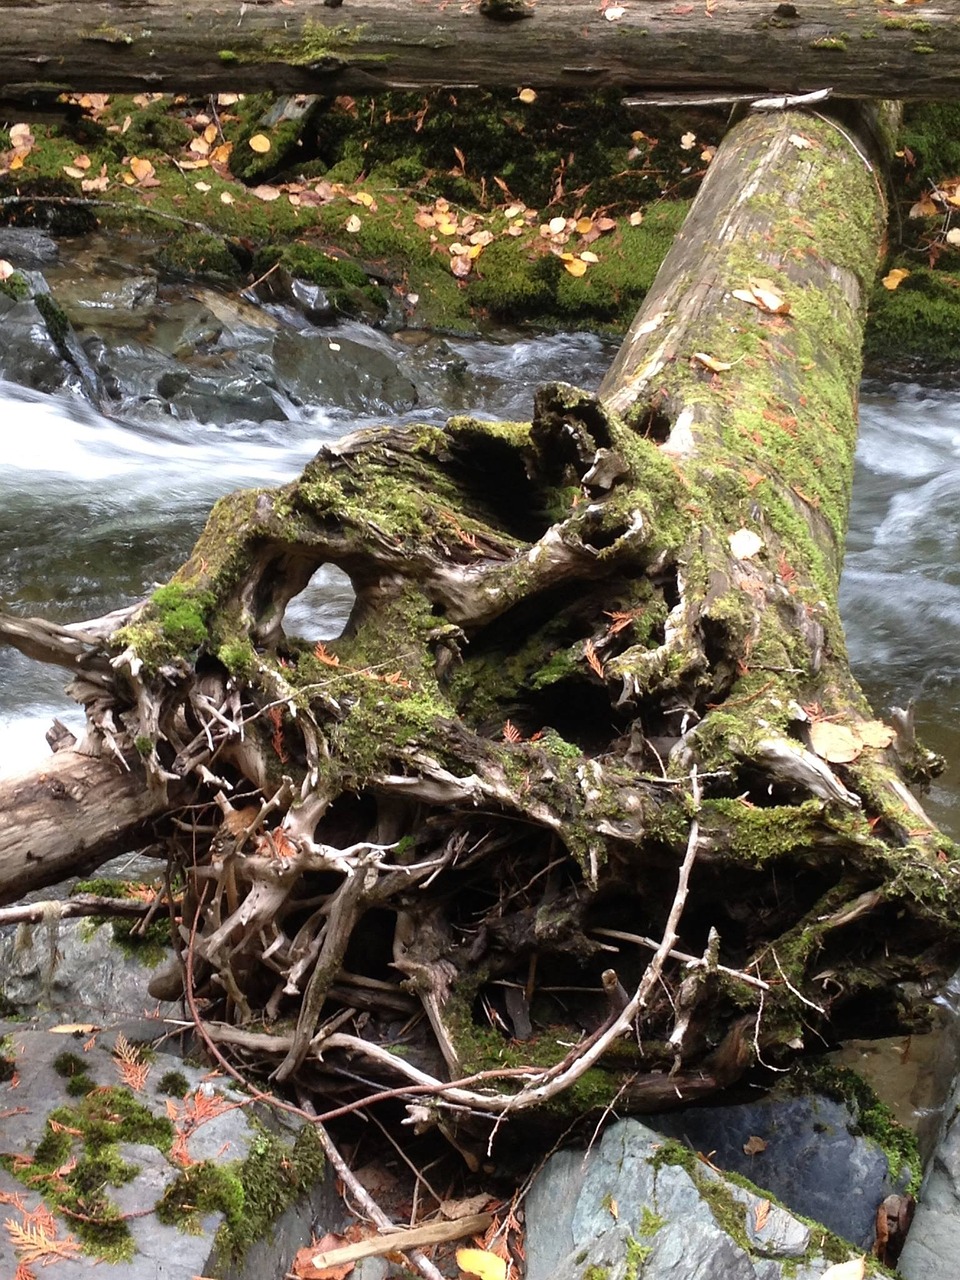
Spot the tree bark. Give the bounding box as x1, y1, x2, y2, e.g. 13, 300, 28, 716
0, 0, 959, 104
3, 100, 959, 1145
0, 749, 177, 902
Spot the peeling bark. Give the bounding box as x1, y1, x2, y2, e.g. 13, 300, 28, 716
3, 101, 959, 1148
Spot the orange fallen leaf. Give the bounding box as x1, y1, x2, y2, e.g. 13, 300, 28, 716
881, 267, 910, 290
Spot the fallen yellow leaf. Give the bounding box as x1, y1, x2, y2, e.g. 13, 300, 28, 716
858, 720, 896, 749
456, 1249, 507, 1280
248, 133, 271, 154
881, 267, 910, 290
809, 720, 861, 765
693, 351, 733, 373
564, 257, 588, 277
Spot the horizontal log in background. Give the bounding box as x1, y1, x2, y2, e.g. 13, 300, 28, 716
0, 0, 958, 102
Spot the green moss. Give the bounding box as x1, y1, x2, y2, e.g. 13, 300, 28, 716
156, 231, 242, 281
53, 1051, 89, 1078
34, 290, 71, 348
157, 1069, 190, 1097
109, 915, 172, 967
253, 242, 385, 317
81, 23, 134, 44
582, 1267, 609, 1280
4, 1091, 169, 1262
263, 19, 365, 66
882, 17, 932, 30
0, 271, 31, 301
791, 1061, 921, 1193
67, 1073, 97, 1097
0, 1036, 16, 1080
219, 49, 239, 62
865, 265, 960, 365
115, 582, 217, 667
217, 638, 257, 680
624, 1235, 653, 1280
157, 1122, 325, 1261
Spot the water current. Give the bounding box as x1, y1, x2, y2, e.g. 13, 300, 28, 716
2, 319, 958, 837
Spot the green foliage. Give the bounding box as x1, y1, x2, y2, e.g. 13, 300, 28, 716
865, 265, 960, 365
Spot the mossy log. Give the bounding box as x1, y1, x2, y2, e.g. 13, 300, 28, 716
2, 0, 960, 105
3, 102, 959, 1150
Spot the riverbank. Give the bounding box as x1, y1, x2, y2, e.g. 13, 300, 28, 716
4, 91, 960, 360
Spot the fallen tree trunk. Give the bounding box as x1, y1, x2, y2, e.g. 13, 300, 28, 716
0, 749, 181, 901
1, 0, 960, 103
3, 101, 959, 1150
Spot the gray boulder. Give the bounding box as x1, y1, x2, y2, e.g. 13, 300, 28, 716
524, 1119, 859, 1280
0, 1022, 338, 1280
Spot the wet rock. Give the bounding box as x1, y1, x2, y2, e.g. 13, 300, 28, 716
272, 326, 418, 414
523, 1118, 843, 1280
651, 1086, 911, 1249
0, 270, 101, 402
0, 227, 59, 267
899, 1066, 960, 1277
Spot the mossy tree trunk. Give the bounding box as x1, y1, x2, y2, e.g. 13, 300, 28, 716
3, 102, 959, 1148
1, 0, 959, 105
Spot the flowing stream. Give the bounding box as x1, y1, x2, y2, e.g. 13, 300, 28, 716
1, 248, 958, 841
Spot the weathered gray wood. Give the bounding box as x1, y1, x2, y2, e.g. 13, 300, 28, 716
0, 749, 178, 904
0, 0, 958, 102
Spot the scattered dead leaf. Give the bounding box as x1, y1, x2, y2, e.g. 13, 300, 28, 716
584, 638, 605, 678
294, 1233, 355, 1280
563, 256, 588, 277
743, 1134, 767, 1156
248, 133, 271, 154
809, 719, 861, 764
881, 267, 910, 290
729, 527, 763, 559
693, 351, 733, 373
439, 1194, 494, 1219
456, 1248, 508, 1280
858, 720, 896, 749
818, 1260, 866, 1280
